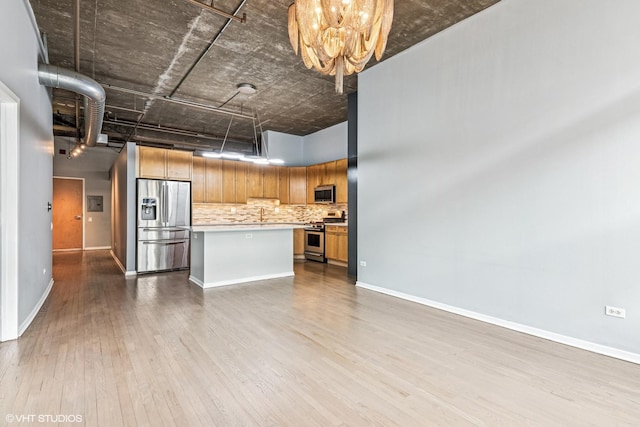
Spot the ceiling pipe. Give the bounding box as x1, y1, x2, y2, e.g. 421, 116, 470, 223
103, 84, 254, 120
169, 0, 248, 97
39, 64, 106, 147
73, 0, 81, 141
183, 0, 246, 24
103, 118, 255, 144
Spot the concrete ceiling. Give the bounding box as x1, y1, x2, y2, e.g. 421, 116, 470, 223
29, 0, 500, 152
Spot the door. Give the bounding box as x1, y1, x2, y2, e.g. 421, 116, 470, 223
53, 177, 84, 250
165, 180, 191, 227
137, 179, 163, 228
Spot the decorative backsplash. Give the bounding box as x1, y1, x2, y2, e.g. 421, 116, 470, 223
193, 202, 348, 224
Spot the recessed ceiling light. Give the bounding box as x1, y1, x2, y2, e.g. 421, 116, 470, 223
237, 83, 257, 95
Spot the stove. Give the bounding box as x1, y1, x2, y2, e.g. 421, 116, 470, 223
304, 211, 345, 262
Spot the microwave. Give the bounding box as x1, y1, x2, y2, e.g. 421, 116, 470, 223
314, 185, 335, 204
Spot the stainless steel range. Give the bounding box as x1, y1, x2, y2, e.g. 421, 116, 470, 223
304, 210, 345, 263
304, 223, 326, 262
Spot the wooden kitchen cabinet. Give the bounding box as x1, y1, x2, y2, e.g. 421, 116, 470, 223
246, 163, 264, 198
322, 160, 336, 186
325, 225, 348, 264
192, 156, 206, 203
138, 146, 166, 178
235, 163, 247, 203
166, 150, 192, 180
263, 166, 279, 199
205, 158, 223, 203
222, 160, 236, 203
306, 163, 321, 203
137, 146, 192, 181
289, 167, 306, 204
278, 167, 290, 204
293, 228, 305, 257
335, 158, 348, 204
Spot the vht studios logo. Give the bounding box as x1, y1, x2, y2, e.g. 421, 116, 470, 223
6, 414, 83, 423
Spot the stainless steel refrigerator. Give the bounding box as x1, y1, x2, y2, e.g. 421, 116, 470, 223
137, 179, 191, 273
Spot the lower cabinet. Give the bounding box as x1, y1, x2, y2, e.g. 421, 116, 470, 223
293, 228, 305, 257
325, 225, 348, 264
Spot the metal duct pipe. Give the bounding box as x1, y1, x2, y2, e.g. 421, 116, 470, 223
38, 64, 106, 146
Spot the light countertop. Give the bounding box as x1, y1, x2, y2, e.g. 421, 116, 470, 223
192, 223, 307, 232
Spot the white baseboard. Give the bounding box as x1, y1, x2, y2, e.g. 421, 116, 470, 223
190, 271, 294, 289
356, 281, 640, 365
19, 278, 54, 337
110, 250, 136, 277
85, 246, 111, 251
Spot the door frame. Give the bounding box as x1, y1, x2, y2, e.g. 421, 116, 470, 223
52, 176, 86, 251
0, 81, 20, 342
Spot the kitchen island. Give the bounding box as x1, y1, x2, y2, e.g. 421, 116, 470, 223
189, 223, 306, 288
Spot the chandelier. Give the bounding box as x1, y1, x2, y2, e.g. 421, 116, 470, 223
288, 0, 394, 94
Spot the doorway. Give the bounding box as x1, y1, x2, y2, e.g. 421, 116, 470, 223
52, 177, 85, 251
0, 81, 19, 342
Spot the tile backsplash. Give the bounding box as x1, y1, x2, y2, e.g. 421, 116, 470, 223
193, 202, 348, 224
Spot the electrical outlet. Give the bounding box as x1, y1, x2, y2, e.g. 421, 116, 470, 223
245, 234, 253, 239
605, 305, 626, 319
360, 261, 367, 267
42, 268, 46, 276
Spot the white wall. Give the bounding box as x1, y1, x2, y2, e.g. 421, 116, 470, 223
358, 0, 640, 357
0, 1, 54, 329
53, 137, 119, 249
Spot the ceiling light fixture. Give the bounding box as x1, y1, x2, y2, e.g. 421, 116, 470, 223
201, 84, 285, 165
237, 83, 257, 95
288, 0, 394, 94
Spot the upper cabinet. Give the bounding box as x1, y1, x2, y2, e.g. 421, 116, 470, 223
137, 146, 192, 181
335, 158, 348, 204
192, 157, 206, 203
306, 159, 348, 204
289, 167, 307, 205
142, 146, 346, 206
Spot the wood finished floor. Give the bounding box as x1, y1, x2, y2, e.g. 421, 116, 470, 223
1, 250, 639, 426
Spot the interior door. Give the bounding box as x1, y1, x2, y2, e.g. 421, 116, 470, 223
53, 177, 83, 250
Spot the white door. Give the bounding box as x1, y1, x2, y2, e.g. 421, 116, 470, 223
0, 81, 20, 342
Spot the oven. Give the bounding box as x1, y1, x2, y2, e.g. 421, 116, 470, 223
304, 228, 326, 262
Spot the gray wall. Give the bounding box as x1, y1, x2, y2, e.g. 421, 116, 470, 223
264, 131, 304, 165
303, 121, 348, 164
266, 123, 347, 166
0, 1, 54, 325
358, 0, 640, 356
110, 142, 137, 273
53, 137, 119, 248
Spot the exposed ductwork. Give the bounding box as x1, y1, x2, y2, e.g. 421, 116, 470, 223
38, 64, 105, 146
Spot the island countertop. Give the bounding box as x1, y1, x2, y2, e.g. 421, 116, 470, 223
191, 223, 307, 232
189, 224, 303, 289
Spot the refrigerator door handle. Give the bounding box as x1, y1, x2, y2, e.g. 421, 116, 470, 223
142, 241, 186, 246
162, 183, 169, 225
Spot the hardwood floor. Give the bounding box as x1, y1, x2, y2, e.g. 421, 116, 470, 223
1, 250, 639, 426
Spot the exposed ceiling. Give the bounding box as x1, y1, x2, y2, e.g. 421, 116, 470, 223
29, 0, 499, 152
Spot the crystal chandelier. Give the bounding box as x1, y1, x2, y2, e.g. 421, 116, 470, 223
288, 0, 394, 94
